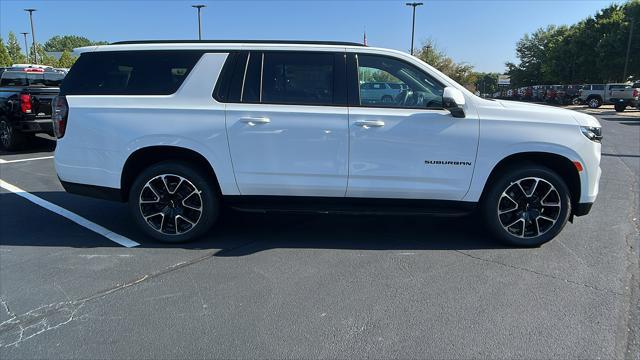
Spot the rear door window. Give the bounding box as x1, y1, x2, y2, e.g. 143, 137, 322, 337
60, 50, 204, 95
260, 52, 335, 106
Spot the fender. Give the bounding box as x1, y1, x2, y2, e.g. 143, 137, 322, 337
464, 141, 588, 203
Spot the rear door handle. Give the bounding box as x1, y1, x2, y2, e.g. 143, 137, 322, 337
354, 120, 385, 128
240, 117, 271, 125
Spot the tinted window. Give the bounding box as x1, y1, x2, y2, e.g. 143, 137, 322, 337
0, 71, 65, 87
61, 51, 203, 95
260, 52, 334, 105
592, 84, 605, 90
609, 84, 629, 89
357, 54, 444, 109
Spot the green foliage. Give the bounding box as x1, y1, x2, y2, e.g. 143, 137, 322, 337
44, 35, 107, 52
0, 38, 12, 67
56, 51, 77, 68
474, 72, 500, 95
414, 40, 477, 86
6, 32, 26, 64
29, 44, 57, 66
507, 0, 640, 86
359, 67, 400, 83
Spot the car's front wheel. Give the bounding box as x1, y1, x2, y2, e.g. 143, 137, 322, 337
129, 161, 219, 243
482, 165, 571, 247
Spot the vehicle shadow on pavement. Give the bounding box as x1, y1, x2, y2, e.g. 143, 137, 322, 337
210, 211, 507, 256
0, 136, 56, 156
1, 191, 507, 253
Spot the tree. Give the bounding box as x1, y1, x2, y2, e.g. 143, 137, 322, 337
44, 35, 107, 52
506, 0, 640, 86
474, 72, 500, 95
414, 40, 477, 86
29, 44, 57, 66
56, 50, 77, 68
0, 38, 12, 67
6, 32, 25, 64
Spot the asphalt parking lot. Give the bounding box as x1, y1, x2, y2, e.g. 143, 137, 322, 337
1, 105, 638, 359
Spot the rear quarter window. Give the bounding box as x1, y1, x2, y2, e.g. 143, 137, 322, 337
60, 50, 204, 95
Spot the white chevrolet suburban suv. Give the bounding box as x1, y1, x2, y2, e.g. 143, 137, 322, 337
52, 40, 602, 247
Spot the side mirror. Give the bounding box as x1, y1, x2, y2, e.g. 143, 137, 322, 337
443, 87, 466, 118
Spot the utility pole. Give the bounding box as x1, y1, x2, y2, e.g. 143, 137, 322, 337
623, 17, 635, 81
405, 2, 423, 55
24, 8, 38, 64
20, 32, 29, 59
192, 4, 206, 40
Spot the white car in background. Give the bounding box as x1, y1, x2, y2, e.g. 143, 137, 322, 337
53, 40, 602, 247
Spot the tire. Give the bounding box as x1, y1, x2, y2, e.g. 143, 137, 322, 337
481, 165, 571, 247
381, 95, 393, 103
614, 103, 626, 112
587, 97, 602, 109
0, 118, 27, 151
572, 97, 582, 105
128, 161, 219, 243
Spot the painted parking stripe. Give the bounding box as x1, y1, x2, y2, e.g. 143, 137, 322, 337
0, 156, 54, 164
0, 179, 140, 248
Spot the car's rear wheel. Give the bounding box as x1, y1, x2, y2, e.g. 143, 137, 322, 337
129, 161, 219, 243
0, 119, 27, 151
614, 103, 626, 112
482, 165, 571, 247
587, 97, 602, 109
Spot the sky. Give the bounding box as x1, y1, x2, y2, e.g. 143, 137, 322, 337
0, 0, 625, 73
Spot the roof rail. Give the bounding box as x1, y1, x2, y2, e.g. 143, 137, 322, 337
110, 39, 365, 47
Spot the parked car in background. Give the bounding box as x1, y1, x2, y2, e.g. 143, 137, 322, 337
359, 82, 404, 104
563, 85, 582, 105
54, 40, 601, 247
0, 66, 64, 150
610, 82, 639, 112
578, 83, 629, 108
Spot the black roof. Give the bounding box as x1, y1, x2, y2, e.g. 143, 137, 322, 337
111, 40, 365, 47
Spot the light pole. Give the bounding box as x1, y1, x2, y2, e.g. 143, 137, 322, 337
24, 8, 38, 63
192, 4, 206, 40
623, 17, 635, 81
405, 2, 423, 55
20, 32, 29, 60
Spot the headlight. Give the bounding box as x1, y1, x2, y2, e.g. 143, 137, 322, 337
580, 126, 602, 143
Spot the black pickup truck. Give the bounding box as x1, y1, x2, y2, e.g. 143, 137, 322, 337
0, 67, 65, 150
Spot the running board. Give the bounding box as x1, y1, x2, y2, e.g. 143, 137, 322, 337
224, 196, 476, 217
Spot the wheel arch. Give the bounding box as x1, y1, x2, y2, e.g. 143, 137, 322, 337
121, 145, 222, 202
480, 152, 581, 212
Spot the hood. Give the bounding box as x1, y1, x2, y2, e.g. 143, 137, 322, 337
490, 100, 601, 127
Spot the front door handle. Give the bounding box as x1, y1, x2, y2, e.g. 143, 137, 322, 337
354, 120, 385, 128
240, 117, 271, 126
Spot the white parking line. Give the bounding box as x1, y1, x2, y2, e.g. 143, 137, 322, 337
0, 156, 54, 164
0, 179, 140, 248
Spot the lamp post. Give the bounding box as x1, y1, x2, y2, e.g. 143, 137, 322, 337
24, 8, 38, 63
623, 17, 635, 81
20, 32, 29, 60
192, 4, 206, 40
405, 2, 423, 55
